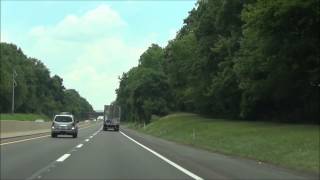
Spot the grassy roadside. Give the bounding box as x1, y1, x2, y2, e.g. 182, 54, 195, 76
128, 113, 320, 174
0, 113, 50, 121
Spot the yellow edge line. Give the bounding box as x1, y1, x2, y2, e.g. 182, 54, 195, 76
0, 123, 97, 146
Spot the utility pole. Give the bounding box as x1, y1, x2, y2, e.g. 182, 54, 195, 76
11, 69, 17, 114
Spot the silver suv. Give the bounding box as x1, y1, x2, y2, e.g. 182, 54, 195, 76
51, 114, 78, 138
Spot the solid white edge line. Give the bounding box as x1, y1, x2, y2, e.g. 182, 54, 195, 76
0, 123, 98, 146
120, 131, 203, 180
0, 135, 50, 146
76, 144, 83, 148
94, 129, 101, 135
56, 154, 71, 162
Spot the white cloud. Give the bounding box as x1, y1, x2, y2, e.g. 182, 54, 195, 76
63, 36, 145, 109
1, 31, 12, 43
168, 28, 178, 40
145, 29, 179, 48
30, 4, 126, 42
25, 4, 147, 110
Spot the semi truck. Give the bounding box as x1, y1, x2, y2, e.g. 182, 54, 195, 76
103, 104, 120, 131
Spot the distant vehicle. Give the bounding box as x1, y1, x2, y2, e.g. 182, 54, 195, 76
103, 105, 120, 131
97, 116, 103, 121
59, 112, 72, 115
51, 113, 78, 138
34, 119, 45, 123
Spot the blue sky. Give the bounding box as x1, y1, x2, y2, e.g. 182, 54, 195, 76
1, 0, 196, 110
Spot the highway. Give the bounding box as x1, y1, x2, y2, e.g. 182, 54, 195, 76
1, 122, 317, 180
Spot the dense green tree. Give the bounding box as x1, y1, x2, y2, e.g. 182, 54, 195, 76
115, 0, 319, 123
63, 89, 93, 119
192, 0, 246, 116
0, 42, 94, 119
164, 33, 200, 111
116, 45, 171, 123
234, 0, 320, 121
139, 44, 164, 71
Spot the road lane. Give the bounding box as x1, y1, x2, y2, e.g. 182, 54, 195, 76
120, 127, 319, 180
0, 122, 95, 144
0, 123, 101, 180
1, 122, 318, 180
35, 129, 193, 180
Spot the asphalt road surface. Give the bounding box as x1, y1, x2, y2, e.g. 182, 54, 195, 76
1, 122, 318, 180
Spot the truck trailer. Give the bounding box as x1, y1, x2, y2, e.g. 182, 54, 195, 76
103, 105, 120, 131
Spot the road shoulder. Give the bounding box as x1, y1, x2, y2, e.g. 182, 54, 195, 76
121, 127, 319, 180
0, 122, 96, 144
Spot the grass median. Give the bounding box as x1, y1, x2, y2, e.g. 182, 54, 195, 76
128, 113, 319, 174
0, 113, 50, 121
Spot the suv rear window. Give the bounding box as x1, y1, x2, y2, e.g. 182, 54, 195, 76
54, 116, 73, 122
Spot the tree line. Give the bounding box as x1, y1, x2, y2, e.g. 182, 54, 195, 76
116, 0, 319, 124
0, 42, 94, 119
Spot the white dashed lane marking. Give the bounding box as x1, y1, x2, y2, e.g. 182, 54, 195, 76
56, 154, 70, 162
76, 144, 83, 148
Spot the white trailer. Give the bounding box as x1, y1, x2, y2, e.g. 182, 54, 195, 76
103, 105, 121, 131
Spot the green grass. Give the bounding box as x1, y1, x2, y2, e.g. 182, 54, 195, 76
129, 113, 320, 173
0, 113, 50, 121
